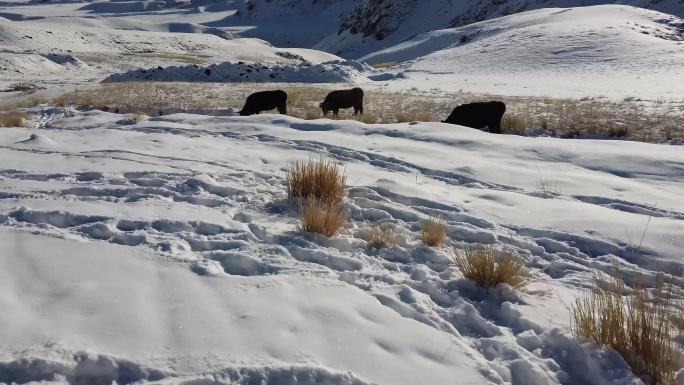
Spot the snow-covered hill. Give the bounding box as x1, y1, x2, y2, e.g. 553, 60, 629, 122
210, 0, 684, 57
327, 0, 684, 57
1, 108, 683, 384
363, 5, 684, 98
2, 0, 683, 59
0, 11, 340, 86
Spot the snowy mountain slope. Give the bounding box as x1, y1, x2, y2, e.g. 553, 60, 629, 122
1, 108, 682, 384
212, 0, 684, 57
363, 5, 684, 98
0, 14, 340, 86
2, 0, 683, 59
327, 0, 684, 57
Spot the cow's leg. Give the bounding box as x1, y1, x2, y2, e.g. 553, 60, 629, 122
353, 106, 359, 115
278, 104, 287, 115
333, 108, 339, 117
489, 119, 502, 134
359, 104, 363, 115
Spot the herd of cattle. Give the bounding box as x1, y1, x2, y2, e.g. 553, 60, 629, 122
239, 88, 506, 134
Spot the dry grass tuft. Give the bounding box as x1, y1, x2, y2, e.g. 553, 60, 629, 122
356, 114, 379, 124
421, 217, 448, 247
286, 158, 346, 205
451, 247, 529, 290
369, 62, 398, 69
118, 112, 149, 125
297, 198, 347, 237
501, 114, 527, 135
368, 226, 405, 249
571, 274, 683, 385
63, 107, 76, 118
0, 110, 28, 127
394, 110, 438, 123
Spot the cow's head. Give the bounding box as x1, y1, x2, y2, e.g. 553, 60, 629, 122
319, 101, 331, 116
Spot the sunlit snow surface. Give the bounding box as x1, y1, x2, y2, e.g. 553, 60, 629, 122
1, 110, 682, 384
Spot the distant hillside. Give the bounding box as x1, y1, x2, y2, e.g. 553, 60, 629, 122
233, 0, 684, 57
360, 5, 684, 98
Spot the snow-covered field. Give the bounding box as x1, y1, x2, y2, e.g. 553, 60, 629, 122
1, 0, 684, 384
1, 109, 683, 384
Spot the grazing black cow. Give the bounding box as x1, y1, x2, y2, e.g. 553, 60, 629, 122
320, 87, 364, 117
239, 90, 287, 116
442, 101, 506, 134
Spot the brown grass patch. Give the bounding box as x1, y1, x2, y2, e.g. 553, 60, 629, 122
355, 114, 379, 124
297, 198, 347, 237
571, 274, 683, 385
0, 110, 28, 127
501, 114, 527, 135
48, 82, 683, 142
369, 62, 398, 69
421, 217, 447, 247
126, 52, 208, 65
286, 157, 346, 206
451, 247, 529, 290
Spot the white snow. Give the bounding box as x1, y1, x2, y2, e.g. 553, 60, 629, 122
1, 1, 684, 384
1, 109, 682, 384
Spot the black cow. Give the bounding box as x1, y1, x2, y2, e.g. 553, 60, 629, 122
320, 87, 364, 117
442, 101, 506, 134
239, 90, 287, 116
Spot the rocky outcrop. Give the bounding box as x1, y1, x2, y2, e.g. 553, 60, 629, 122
339, 0, 417, 40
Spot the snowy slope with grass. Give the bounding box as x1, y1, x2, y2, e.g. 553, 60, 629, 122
1, 0, 684, 383
362, 5, 684, 98
1, 108, 683, 384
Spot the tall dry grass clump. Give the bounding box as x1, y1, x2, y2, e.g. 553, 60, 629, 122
368, 226, 405, 249
421, 217, 447, 247
451, 247, 529, 290
297, 197, 347, 237
0, 110, 28, 127
571, 274, 682, 385
286, 158, 346, 205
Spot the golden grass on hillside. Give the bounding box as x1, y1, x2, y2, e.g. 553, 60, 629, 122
43, 82, 684, 142
571, 275, 683, 385
133, 52, 208, 65
286, 158, 346, 205
0, 110, 28, 127
451, 247, 529, 290
297, 198, 347, 238
368, 226, 406, 249
421, 217, 447, 247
